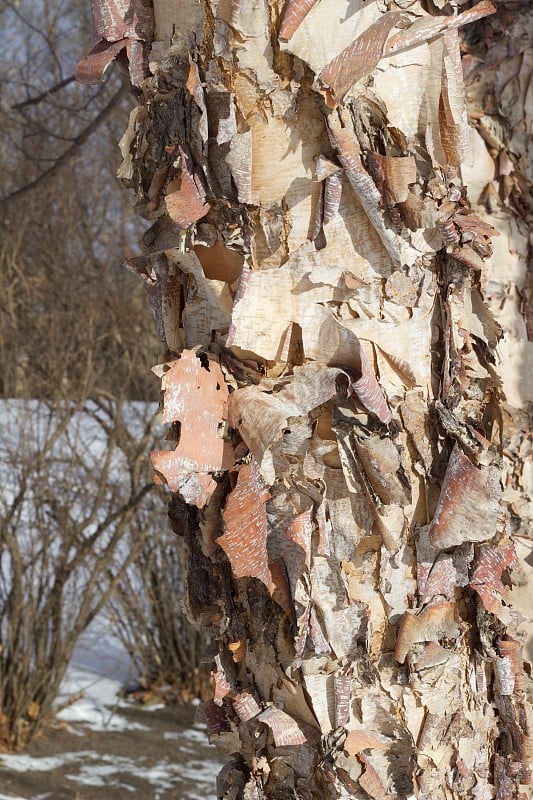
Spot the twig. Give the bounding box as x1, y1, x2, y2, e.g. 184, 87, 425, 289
53, 688, 87, 715
12, 76, 76, 110
0, 83, 127, 208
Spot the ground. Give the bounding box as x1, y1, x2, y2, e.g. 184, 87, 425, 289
0, 625, 220, 800
0, 703, 219, 800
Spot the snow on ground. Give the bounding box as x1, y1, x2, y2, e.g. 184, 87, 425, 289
0, 404, 221, 797
0, 621, 221, 800
0, 752, 93, 773
0, 749, 220, 795
0, 795, 51, 800
55, 623, 149, 733
56, 667, 151, 733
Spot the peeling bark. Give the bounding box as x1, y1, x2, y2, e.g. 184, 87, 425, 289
80, 0, 533, 797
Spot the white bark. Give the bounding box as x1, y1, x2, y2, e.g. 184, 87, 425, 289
79, 0, 533, 797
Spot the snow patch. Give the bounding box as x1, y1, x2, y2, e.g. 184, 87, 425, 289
0, 750, 220, 799
56, 666, 149, 733
0, 752, 95, 772
94, 752, 218, 791
0, 794, 51, 800
53, 621, 150, 733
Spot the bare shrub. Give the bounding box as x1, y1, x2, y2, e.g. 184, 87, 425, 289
106, 531, 211, 705
0, 399, 158, 748
0, 0, 210, 747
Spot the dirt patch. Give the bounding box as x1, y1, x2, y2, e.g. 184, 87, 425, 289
0, 703, 220, 800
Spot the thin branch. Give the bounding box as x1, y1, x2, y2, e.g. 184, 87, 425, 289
3, 0, 64, 79
11, 75, 75, 110
0, 83, 127, 208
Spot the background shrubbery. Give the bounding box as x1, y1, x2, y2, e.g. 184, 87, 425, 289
0, 0, 207, 749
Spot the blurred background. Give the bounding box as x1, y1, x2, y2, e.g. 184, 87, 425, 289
0, 4, 214, 794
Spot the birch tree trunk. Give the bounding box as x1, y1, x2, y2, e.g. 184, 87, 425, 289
78, 1, 532, 797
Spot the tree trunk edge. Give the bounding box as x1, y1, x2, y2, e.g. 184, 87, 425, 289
79, 1, 533, 798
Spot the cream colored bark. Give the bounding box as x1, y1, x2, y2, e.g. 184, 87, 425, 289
79, 0, 532, 797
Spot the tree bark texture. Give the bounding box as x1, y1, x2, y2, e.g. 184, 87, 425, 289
78, 1, 532, 798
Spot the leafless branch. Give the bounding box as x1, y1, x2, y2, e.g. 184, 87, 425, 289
11, 75, 76, 109
0, 82, 127, 207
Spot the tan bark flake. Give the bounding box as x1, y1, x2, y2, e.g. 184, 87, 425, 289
429, 444, 502, 550
318, 12, 403, 102
165, 148, 210, 229
257, 706, 307, 747
218, 459, 271, 587
395, 600, 461, 664
151, 350, 234, 507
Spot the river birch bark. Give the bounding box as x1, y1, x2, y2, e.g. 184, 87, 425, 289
78, 1, 532, 797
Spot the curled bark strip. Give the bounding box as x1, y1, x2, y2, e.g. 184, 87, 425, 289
126, 39, 151, 87
165, 147, 210, 229
384, 0, 496, 56
91, 0, 154, 42
92, 0, 128, 40
351, 348, 392, 424
438, 218, 460, 246
212, 655, 235, 705
452, 213, 497, 240
277, 323, 294, 364
318, 12, 402, 101
429, 444, 502, 549
439, 29, 470, 167
322, 172, 343, 224
279, 0, 320, 40
311, 170, 343, 250
451, 243, 486, 271
311, 181, 325, 244
257, 706, 307, 746
395, 600, 461, 664
76, 0, 153, 84
493, 656, 514, 696
366, 153, 417, 206
497, 640, 523, 692
327, 121, 401, 261
493, 639, 533, 783
333, 672, 352, 728
218, 459, 271, 588
233, 691, 261, 722
75, 39, 127, 84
